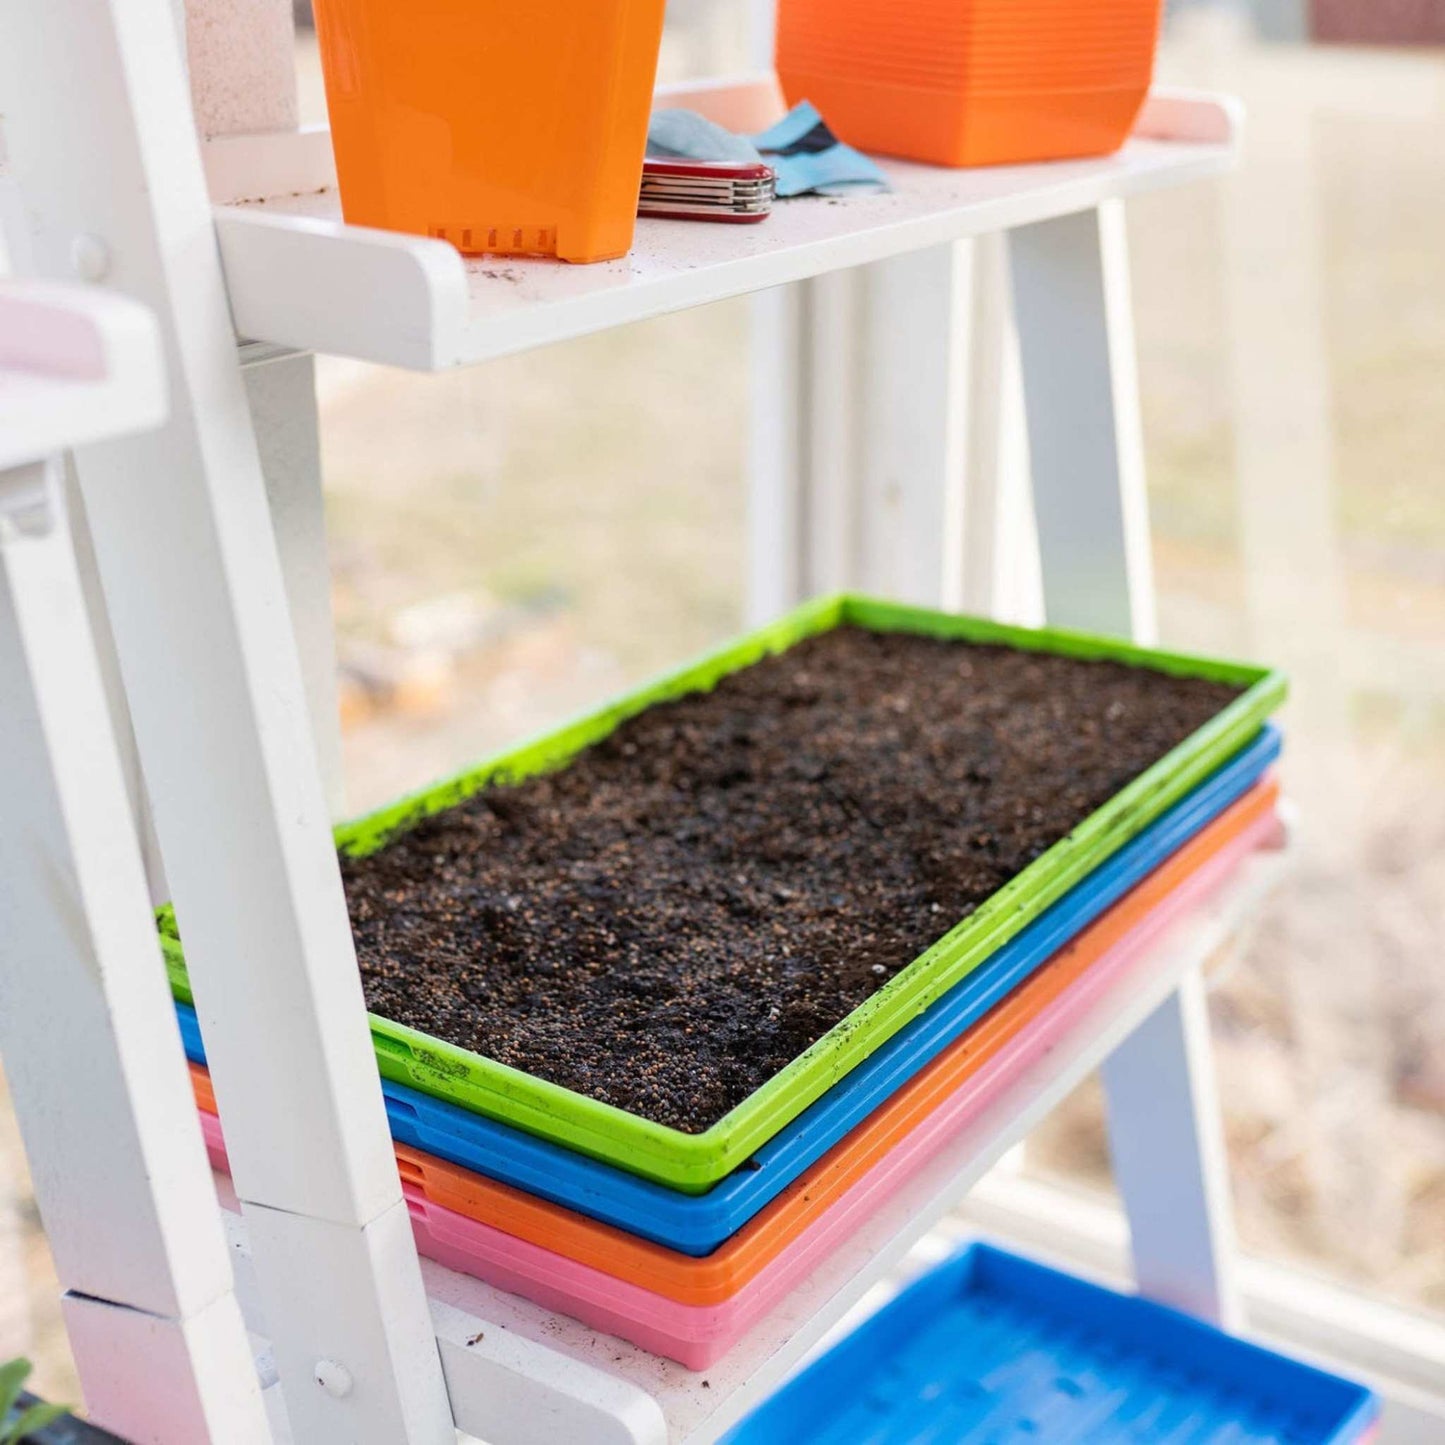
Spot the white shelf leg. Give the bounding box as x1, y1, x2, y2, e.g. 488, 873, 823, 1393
0, 8, 453, 1442
0, 459, 268, 1442
1008, 201, 1242, 1329
854, 245, 972, 608
1008, 202, 1157, 642
1099, 971, 1243, 1329
746, 244, 972, 616
746, 285, 805, 625
959, 232, 1043, 627
801, 269, 865, 599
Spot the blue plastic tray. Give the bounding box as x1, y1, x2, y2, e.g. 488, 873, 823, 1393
176, 726, 1279, 1255
725, 1242, 1377, 1444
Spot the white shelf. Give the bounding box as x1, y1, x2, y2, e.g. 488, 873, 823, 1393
212, 832, 1288, 1445
211, 81, 1240, 372
0, 280, 166, 470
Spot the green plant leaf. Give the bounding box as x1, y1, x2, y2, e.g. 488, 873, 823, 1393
0, 1360, 33, 1428
4, 1400, 70, 1442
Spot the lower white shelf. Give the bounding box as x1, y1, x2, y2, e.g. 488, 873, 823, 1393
213, 833, 1289, 1445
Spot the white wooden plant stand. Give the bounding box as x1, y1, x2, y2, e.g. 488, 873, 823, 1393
0, 3, 1284, 1442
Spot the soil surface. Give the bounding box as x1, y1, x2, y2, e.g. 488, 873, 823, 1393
346, 626, 1243, 1133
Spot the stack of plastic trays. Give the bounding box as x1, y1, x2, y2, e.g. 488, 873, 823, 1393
180, 741, 1284, 1368
724, 1243, 1378, 1443
169, 596, 1288, 1370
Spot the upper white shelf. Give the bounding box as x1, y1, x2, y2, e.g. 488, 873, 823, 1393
211, 79, 1240, 372
0, 280, 166, 470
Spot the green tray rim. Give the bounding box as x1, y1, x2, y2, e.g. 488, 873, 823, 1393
162, 592, 1286, 1191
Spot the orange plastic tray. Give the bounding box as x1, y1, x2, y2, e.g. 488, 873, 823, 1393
190, 776, 1276, 1306
775, 0, 1164, 167
313, 0, 666, 262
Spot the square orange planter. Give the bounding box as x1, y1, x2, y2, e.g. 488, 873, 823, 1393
775, 0, 1164, 167
312, 0, 666, 262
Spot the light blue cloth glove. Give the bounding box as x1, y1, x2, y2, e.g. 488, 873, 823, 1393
647, 109, 768, 167
752, 101, 891, 198
646, 102, 890, 200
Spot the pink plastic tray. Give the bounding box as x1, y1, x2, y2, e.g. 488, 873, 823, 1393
200, 805, 1279, 1369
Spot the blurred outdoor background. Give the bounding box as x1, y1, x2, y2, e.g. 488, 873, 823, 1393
2, 0, 1442, 1408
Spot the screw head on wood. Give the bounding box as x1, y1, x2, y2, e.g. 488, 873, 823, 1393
314, 1359, 353, 1398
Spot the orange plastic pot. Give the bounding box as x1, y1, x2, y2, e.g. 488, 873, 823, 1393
312, 0, 667, 263
189, 777, 1276, 1306
775, 0, 1164, 167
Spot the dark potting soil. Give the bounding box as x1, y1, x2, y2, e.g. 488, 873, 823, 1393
346, 626, 1244, 1133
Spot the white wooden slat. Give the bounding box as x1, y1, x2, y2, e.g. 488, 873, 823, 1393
1008, 200, 1243, 1329
0, 4, 451, 1439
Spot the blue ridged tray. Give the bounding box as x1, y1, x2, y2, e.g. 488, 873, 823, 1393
175, 726, 1279, 1256
725, 1242, 1377, 1444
